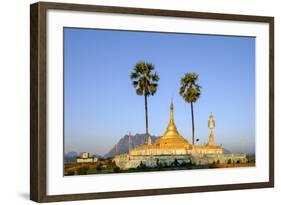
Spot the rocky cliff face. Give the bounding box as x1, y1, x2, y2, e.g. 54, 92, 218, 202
104, 133, 159, 158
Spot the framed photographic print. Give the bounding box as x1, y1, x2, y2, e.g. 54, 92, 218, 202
30, 1, 274, 202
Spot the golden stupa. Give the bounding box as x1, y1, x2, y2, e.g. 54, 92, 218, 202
113, 101, 248, 170
154, 101, 190, 148
128, 101, 191, 156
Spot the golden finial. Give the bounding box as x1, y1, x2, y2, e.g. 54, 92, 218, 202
170, 98, 174, 122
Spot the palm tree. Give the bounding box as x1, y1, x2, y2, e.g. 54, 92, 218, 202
179, 73, 201, 145
130, 61, 159, 145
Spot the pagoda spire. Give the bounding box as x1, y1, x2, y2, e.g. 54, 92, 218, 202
165, 98, 178, 134
161, 98, 184, 141
170, 98, 174, 123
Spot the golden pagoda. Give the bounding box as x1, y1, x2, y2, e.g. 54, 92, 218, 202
128, 100, 191, 156
113, 102, 248, 170
154, 100, 190, 149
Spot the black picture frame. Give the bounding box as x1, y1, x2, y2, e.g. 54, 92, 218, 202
30, 1, 274, 202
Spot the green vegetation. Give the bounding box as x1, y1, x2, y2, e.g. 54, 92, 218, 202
179, 73, 201, 145
173, 159, 179, 167
138, 161, 147, 169
77, 167, 89, 175
64, 157, 255, 175
130, 61, 160, 144
96, 163, 102, 171
113, 166, 121, 173
247, 155, 256, 163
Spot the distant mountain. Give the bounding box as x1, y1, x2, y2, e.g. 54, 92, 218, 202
223, 148, 232, 154
64, 151, 78, 162
104, 133, 159, 158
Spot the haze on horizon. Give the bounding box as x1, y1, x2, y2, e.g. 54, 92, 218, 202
64, 28, 255, 156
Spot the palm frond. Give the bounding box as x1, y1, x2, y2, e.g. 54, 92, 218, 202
130, 61, 159, 97
150, 73, 160, 82
136, 87, 144, 96
130, 72, 139, 80
132, 80, 139, 88
179, 72, 201, 103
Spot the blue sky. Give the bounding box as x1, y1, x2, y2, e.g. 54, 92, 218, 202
64, 28, 255, 155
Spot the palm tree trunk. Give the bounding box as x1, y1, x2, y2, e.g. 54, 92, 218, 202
191, 102, 195, 145
144, 94, 149, 141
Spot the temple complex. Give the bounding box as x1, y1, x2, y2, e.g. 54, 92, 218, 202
113, 101, 247, 170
